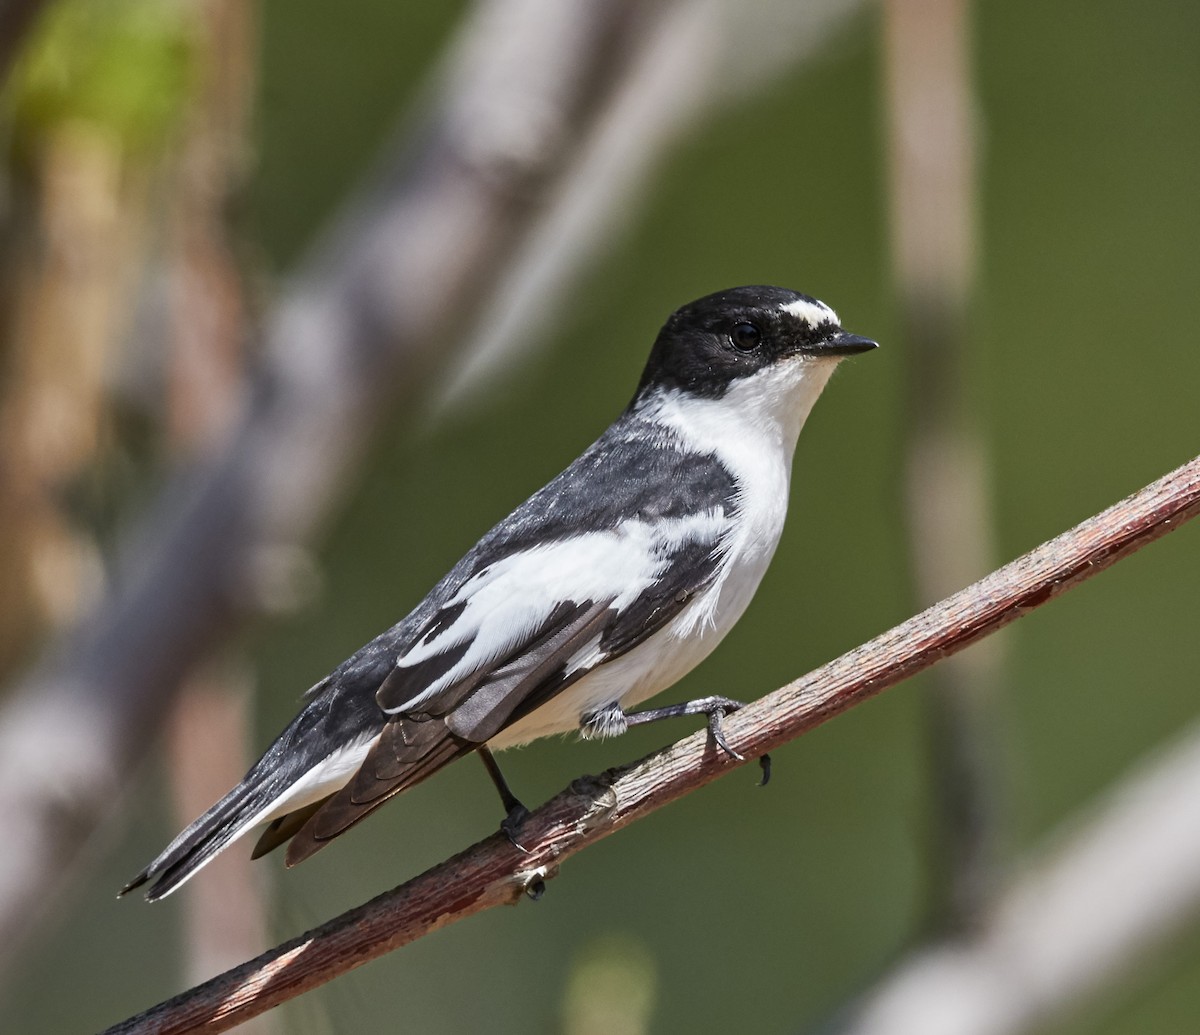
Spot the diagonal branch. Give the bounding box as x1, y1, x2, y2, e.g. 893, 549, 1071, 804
102, 454, 1200, 1035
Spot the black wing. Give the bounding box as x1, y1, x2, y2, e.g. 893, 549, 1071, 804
284, 598, 615, 863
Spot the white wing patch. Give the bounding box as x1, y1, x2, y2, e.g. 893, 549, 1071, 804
392, 509, 729, 713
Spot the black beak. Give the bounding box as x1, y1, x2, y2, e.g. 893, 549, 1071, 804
814, 330, 878, 356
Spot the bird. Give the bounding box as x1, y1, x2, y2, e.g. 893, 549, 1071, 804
122, 284, 876, 902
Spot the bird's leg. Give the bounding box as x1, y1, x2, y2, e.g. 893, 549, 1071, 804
590, 695, 772, 785
478, 747, 547, 897
478, 746, 531, 847
623, 694, 746, 758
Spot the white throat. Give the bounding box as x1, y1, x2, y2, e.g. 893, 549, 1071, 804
641, 355, 841, 468
639, 353, 843, 609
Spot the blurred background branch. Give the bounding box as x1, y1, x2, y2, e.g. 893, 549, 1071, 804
0, 0, 50, 86
0, 0, 657, 975
884, 0, 1004, 931
160, 1, 272, 1021
840, 719, 1200, 1035
437, 0, 865, 411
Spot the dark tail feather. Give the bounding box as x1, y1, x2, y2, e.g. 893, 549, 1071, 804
120, 782, 277, 902
251, 797, 331, 859
285, 723, 469, 866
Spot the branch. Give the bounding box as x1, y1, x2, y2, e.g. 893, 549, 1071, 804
102, 454, 1200, 1034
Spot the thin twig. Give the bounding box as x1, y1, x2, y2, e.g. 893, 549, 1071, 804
101, 454, 1200, 1035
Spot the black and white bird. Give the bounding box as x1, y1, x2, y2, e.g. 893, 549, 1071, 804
122, 285, 875, 901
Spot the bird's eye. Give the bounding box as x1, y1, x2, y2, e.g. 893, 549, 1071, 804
729, 322, 762, 352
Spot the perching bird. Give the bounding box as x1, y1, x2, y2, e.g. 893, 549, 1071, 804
122, 285, 876, 901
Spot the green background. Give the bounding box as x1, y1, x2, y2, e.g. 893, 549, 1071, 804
6, 1, 1200, 1032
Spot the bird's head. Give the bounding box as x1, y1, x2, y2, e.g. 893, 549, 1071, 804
635, 285, 876, 405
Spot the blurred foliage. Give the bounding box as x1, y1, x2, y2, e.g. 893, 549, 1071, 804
2, 1, 1199, 1034
4, 0, 195, 164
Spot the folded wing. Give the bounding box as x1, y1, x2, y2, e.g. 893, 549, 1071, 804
286, 513, 730, 864
284, 597, 615, 863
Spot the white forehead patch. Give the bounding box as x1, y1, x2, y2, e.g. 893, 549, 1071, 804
782, 296, 838, 327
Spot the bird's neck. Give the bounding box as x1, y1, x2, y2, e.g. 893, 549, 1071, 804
635, 360, 838, 467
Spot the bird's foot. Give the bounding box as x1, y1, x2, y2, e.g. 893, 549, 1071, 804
479, 745, 536, 850
500, 802, 532, 853
621, 695, 771, 783
701, 696, 747, 761
625, 693, 745, 755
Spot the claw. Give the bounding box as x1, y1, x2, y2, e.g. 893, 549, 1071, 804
707, 707, 745, 762
501, 804, 532, 854
618, 693, 761, 777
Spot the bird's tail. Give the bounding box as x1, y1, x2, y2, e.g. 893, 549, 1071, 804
121, 678, 478, 900
119, 778, 284, 902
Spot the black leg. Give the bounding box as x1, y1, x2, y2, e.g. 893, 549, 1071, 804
478, 746, 532, 850
478, 746, 525, 814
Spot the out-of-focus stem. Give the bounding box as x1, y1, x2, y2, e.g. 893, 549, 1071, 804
884, 0, 1002, 930
163, 6, 273, 1029
0, 0, 656, 975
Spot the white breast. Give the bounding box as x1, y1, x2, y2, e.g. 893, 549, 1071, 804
490, 354, 841, 748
